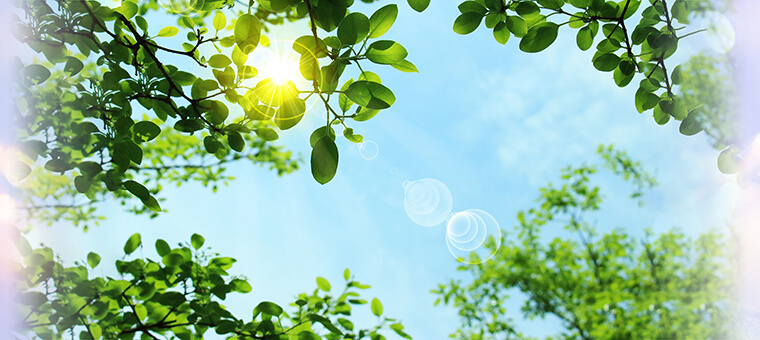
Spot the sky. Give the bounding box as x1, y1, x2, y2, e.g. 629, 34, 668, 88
8, 0, 742, 338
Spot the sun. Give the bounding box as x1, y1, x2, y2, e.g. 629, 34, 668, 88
252, 43, 303, 85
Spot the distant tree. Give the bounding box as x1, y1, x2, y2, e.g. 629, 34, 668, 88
432, 145, 734, 339
12, 232, 411, 339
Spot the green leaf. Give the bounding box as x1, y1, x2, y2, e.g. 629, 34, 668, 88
228, 131, 245, 152
519, 22, 559, 53
353, 107, 380, 121
671, 65, 682, 85
345, 81, 396, 110
592, 53, 620, 72
493, 22, 510, 44
310, 126, 336, 147
453, 12, 483, 35
64, 57, 84, 76
255, 301, 283, 316
311, 136, 339, 184
114, 140, 143, 165
459, 1, 487, 15
317, 277, 331, 291
123, 180, 162, 212
371, 298, 383, 316
133, 121, 161, 142
275, 97, 306, 130
365, 40, 408, 65
213, 11, 226, 31
391, 59, 419, 73
208, 54, 232, 68
537, 0, 564, 10
157, 26, 179, 37
679, 112, 702, 136
635, 88, 660, 113
516, 1, 540, 17
230, 279, 251, 293
343, 128, 363, 143
344, 268, 351, 280
86, 252, 101, 268
74, 176, 91, 193
576, 25, 594, 51
338, 12, 370, 45
22, 64, 51, 85
191, 233, 205, 250
155, 239, 171, 256
124, 233, 142, 255
369, 4, 398, 38
298, 331, 321, 340
390, 323, 412, 339
255, 128, 279, 141
309, 314, 343, 335
235, 14, 261, 53
718, 145, 741, 174
506, 16, 527, 37
408, 0, 430, 12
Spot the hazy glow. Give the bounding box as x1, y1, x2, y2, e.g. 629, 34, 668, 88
0, 194, 15, 223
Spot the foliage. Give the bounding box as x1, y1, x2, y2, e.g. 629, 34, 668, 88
453, 0, 700, 125
13, 0, 414, 226
432, 145, 733, 339
12, 232, 410, 339
12, 0, 738, 228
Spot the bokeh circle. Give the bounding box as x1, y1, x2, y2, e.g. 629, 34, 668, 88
359, 140, 379, 160
403, 178, 453, 227
445, 209, 502, 264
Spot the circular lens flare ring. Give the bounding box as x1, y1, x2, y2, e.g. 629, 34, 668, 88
445, 209, 502, 265
359, 140, 379, 160
403, 178, 453, 227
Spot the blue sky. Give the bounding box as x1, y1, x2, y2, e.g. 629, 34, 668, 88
19, 1, 737, 338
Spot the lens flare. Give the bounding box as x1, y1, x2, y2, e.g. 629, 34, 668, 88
445, 209, 502, 265
403, 178, 453, 227
359, 140, 379, 160
158, 0, 200, 14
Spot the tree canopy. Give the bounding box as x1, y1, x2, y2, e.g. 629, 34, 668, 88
10, 0, 737, 226
7, 0, 739, 338
433, 145, 733, 339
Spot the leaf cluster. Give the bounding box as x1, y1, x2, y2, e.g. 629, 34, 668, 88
13, 232, 408, 339
432, 145, 734, 339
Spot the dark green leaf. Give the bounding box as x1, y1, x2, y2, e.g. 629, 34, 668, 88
155, 239, 171, 256
344, 81, 395, 110
64, 57, 84, 76
311, 137, 339, 184
453, 12, 483, 35
408, 0, 430, 12
228, 131, 245, 152
519, 22, 559, 53
338, 12, 370, 45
